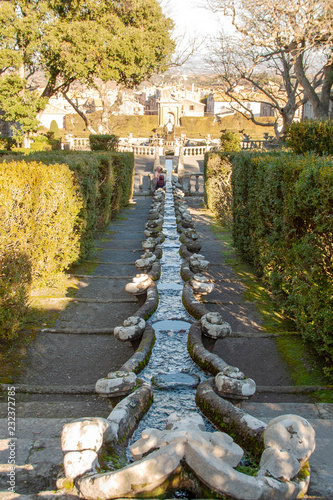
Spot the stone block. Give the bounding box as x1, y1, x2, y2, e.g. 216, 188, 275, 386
201, 312, 232, 339
63, 450, 98, 480
258, 447, 300, 482
215, 373, 256, 399
166, 412, 206, 432
78, 443, 184, 499
95, 371, 137, 398
61, 418, 111, 453
264, 414, 316, 467
114, 316, 146, 341
185, 441, 262, 500
209, 432, 244, 467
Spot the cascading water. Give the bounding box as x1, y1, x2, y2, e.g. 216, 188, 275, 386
60, 159, 316, 500
127, 159, 212, 453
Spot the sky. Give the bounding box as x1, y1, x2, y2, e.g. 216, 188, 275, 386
161, 0, 222, 38
159, 0, 230, 73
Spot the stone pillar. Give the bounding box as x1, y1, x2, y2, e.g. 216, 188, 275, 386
178, 146, 184, 176
154, 145, 160, 169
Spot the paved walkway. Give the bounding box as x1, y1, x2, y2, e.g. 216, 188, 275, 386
0, 155, 332, 499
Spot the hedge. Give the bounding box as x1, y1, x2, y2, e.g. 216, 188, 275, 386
89, 134, 119, 151
0, 160, 83, 283
0, 251, 32, 341
231, 152, 333, 379
1, 151, 135, 257
204, 152, 233, 226
0, 151, 134, 340
0, 160, 83, 339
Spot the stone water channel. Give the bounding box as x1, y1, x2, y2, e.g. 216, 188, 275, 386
127, 159, 213, 452
59, 158, 317, 499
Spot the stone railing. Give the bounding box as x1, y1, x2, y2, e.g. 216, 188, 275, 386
178, 173, 204, 196
241, 140, 278, 150
117, 144, 133, 153
133, 146, 157, 156
118, 144, 159, 156
183, 146, 207, 156
62, 137, 90, 150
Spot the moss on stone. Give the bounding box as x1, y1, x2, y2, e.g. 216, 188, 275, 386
196, 393, 265, 461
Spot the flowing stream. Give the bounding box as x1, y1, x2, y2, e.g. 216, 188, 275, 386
127, 159, 213, 453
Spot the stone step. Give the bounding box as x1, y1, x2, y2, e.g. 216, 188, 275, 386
0, 398, 111, 419
0, 418, 71, 495
0, 402, 332, 497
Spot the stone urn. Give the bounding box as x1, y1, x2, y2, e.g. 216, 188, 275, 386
135, 251, 157, 272
188, 254, 210, 273
190, 274, 214, 295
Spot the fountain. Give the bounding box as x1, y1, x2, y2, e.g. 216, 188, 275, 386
57, 159, 315, 499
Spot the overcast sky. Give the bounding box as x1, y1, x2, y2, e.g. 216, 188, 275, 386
159, 0, 231, 73
161, 0, 221, 37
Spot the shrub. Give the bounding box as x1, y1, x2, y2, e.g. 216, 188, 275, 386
0, 137, 15, 150
1, 151, 135, 256
50, 119, 60, 139
0, 160, 83, 285
89, 134, 119, 151
220, 131, 241, 152
231, 151, 333, 379
204, 152, 233, 226
0, 251, 32, 341
286, 120, 333, 155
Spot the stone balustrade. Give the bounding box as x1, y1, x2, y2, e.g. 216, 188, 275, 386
60, 137, 278, 153
62, 137, 90, 150
178, 173, 204, 196
61, 138, 219, 156
183, 146, 207, 156
241, 140, 278, 150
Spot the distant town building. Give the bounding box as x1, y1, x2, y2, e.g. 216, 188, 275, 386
37, 103, 67, 129
182, 99, 205, 117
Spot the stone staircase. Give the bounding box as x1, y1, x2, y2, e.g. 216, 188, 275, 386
0, 400, 332, 498
1, 157, 333, 499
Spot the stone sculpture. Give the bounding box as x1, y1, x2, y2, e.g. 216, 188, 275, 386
61, 412, 314, 500
188, 253, 210, 273
125, 274, 154, 296
113, 316, 146, 341
200, 311, 232, 338
135, 251, 157, 272
95, 371, 137, 398
190, 274, 214, 295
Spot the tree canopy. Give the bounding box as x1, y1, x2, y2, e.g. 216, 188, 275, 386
0, 0, 175, 135
208, 0, 333, 121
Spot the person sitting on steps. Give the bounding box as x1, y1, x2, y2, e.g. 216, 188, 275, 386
153, 165, 163, 188
156, 174, 166, 189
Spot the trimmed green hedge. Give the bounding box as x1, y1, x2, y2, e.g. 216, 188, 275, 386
89, 134, 119, 151
0, 251, 32, 341
0, 160, 83, 339
2, 151, 134, 257
204, 152, 233, 226
0, 160, 83, 284
0, 151, 134, 340
231, 152, 333, 379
